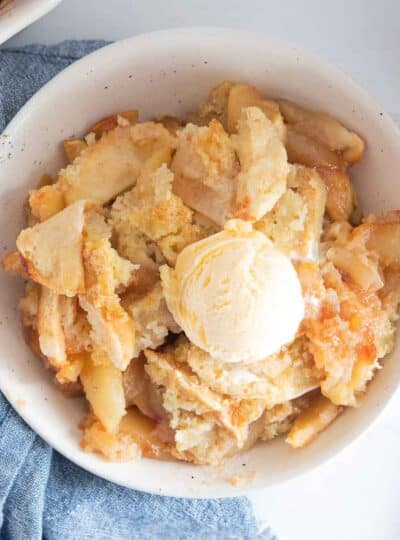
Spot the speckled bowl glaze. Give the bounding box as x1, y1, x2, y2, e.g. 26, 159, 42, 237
1, 28, 400, 498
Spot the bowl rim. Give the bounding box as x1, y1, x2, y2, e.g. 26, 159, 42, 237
2, 26, 400, 498
0, 0, 63, 45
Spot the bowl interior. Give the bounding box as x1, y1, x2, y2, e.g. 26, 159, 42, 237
0, 28, 399, 498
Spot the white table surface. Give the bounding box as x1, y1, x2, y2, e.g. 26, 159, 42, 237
3, 1, 400, 539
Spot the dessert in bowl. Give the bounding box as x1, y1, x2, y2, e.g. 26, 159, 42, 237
1, 28, 400, 497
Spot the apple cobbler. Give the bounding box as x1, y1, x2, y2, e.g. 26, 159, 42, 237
3, 81, 400, 466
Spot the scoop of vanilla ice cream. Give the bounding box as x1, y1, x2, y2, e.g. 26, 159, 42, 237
160, 219, 304, 363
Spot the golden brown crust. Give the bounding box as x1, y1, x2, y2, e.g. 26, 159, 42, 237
111, 163, 204, 267
79, 209, 136, 370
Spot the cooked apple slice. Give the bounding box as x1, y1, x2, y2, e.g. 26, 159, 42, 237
327, 246, 383, 292
58, 123, 175, 206
87, 110, 138, 139
367, 221, 400, 268
81, 407, 170, 461
119, 407, 170, 458
286, 395, 342, 448
232, 107, 289, 221
285, 126, 343, 168
123, 356, 166, 421
227, 83, 285, 141
171, 120, 238, 226
16, 200, 86, 296
187, 81, 234, 128
37, 286, 66, 368
121, 281, 180, 357
156, 115, 182, 136
58, 126, 142, 205
79, 295, 135, 371
278, 99, 364, 164
58, 296, 92, 355
80, 357, 126, 434
317, 167, 354, 222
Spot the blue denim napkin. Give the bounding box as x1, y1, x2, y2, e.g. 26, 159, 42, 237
0, 41, 276, 540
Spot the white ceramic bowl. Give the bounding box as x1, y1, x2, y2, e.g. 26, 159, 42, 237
1, 28, 399, 498
0, 0, 62, 45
